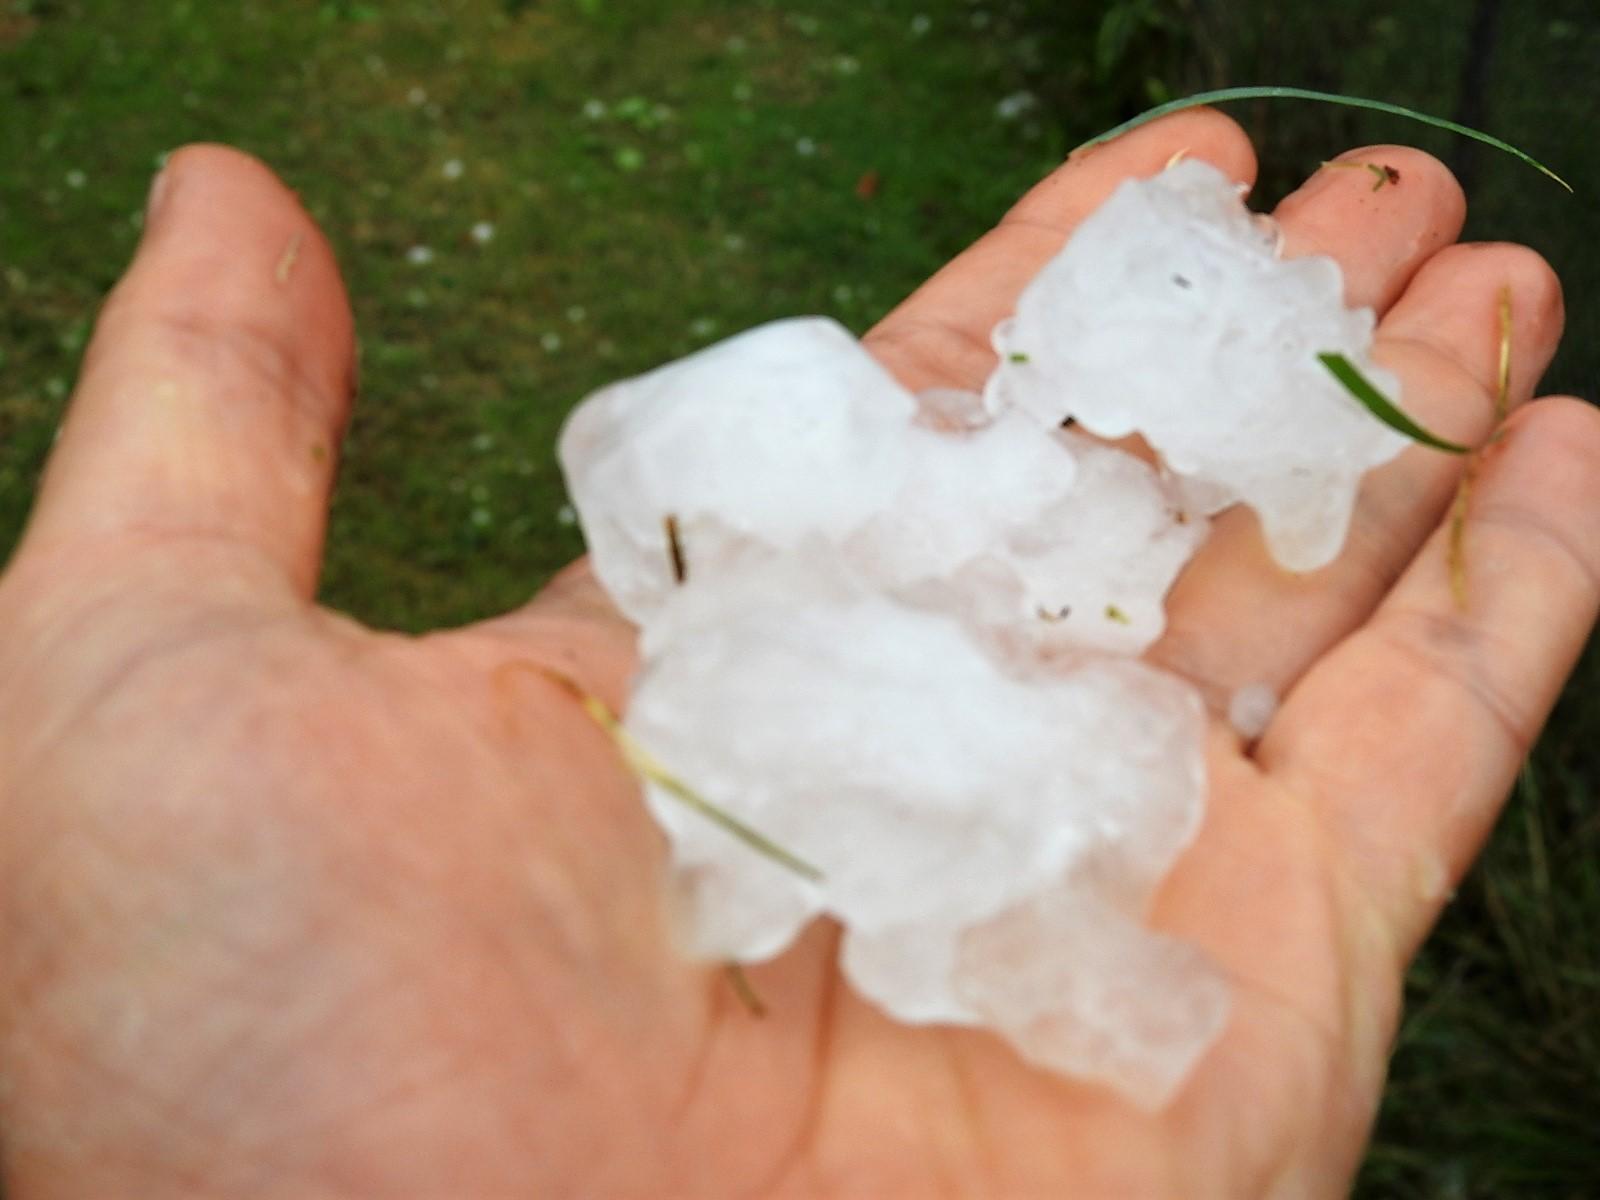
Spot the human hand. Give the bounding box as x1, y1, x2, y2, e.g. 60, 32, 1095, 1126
1, 110, 1596, 1197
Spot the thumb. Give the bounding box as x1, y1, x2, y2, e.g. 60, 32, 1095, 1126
16, 145, 356, 603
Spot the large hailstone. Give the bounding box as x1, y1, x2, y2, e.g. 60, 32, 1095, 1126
985, 158, 1407, 571
624, 563, 1221, 1100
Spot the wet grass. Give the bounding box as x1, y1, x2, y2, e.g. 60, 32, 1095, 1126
3, 0, 1082, 630
3, 1, 1598, 1194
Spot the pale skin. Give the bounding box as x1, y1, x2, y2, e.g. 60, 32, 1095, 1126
0, 109, 1596, 1198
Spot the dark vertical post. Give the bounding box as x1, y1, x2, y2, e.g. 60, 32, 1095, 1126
1452, 0, 1501, 193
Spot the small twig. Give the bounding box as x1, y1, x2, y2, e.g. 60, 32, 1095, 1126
1320, 159, 1401, 192
664, 513, 687, 584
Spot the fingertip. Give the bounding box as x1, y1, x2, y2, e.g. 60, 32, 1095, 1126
1013, 106, 1257, 232
1267, 145, 1464, 315
93, 142, 355, 408
1382, 241, 1566, 399
157, 142, 300, 201
25, 142, 358, 597
1075, 105, 1258, 183
1151, 105, 1260, 186
1480, 241, 1566, 346
1327, 145, 1463, 223
142, 144, 350, 321
1499, 394, 1600, 487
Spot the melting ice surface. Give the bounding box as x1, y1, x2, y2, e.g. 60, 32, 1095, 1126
557, 159, 1404, 1107
987, 158, 1408, 570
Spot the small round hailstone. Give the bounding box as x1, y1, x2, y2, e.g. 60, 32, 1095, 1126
985, 158, 1407, 572
556, 317, 918, 624
1228, 682, 1278, 741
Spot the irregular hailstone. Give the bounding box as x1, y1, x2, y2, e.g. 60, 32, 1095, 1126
625, 562, 1214, 1088
985, 158, 1408, 571
556, 317, 918, 624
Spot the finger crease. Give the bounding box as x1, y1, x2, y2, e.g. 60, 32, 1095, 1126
1368, 607, 1537, 759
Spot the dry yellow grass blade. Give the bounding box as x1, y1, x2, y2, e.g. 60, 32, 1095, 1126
1448, 285, 1515, 610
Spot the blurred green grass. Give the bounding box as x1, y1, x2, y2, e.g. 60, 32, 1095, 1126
3, 1, 1598, 1194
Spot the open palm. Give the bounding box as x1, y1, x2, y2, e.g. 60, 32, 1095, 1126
2, 110, 1596, 1198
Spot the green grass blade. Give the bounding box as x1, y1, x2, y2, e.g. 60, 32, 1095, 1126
1076, 87, 1572, 193
540, 667, 824, 881
1317, 352, 1471, 454
620, 728, 825, 882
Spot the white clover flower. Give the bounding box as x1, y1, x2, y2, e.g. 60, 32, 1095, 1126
995, 91, 1037, 121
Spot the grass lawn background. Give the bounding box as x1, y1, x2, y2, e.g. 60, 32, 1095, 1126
3, 1, 1597, 1193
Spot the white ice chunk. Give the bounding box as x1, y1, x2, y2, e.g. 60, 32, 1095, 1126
986, 159, 1407, 571
557, 317, 918, 623
957, 877, 1230, 1110
841, 921, 979, 1027
627, 564, 1209, 1005
630, 570, 1091, 939
845, 409, 1079, 588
